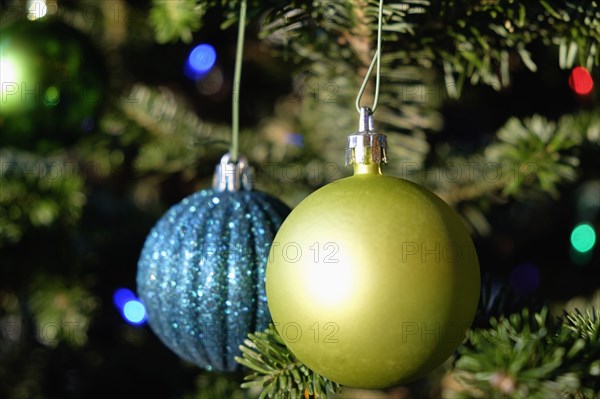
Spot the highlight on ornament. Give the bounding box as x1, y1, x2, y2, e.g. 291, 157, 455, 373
113, 288, 147, 326
185, 43, 217, 80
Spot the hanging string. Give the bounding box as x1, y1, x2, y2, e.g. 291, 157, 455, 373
231, 0, 247, 162
355, 0, 384, 114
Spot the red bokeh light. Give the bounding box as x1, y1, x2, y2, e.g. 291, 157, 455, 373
568, 66, 594, 95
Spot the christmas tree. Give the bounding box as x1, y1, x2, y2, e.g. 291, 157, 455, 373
1, 1, 599, 398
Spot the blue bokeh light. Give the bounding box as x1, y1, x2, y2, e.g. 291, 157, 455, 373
185, 44, 217, 79
81, 117, 95, 132
509, 262, 540, 295
114, 288, 147, 325
123, 300, 147, 325
113, 288, 135, 309
286, 132, 304, 147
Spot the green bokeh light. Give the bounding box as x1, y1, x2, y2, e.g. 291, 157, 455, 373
43, 86, 60, 105
570, 223, 596, 253
0, 51, 31, 114
0, 57, 19, 86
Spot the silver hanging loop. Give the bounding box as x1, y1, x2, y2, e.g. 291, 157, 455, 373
212, 153, 252, 192
346, 107, 388, 166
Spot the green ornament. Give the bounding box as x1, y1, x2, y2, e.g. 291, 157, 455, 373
266, 109, 480, 389
0, 19, 105, 151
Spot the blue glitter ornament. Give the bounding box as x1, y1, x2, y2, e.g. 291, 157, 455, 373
137, 154, 290, 371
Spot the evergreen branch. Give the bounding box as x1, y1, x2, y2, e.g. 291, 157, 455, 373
473, 274, 545, 329
260, 1, 599, 96
486, 114, 583, 198
117, 84, 230, 173
235, 325, 341, 399
410, 109, 599, 234
149, 0, 208, 43
260, 1, 437, 173
445, 307, 600, 399
149, 0, 295, 41
423, 109, 600, 208
27, 276, 98, 348
148, 1, 599, 94
564, 308, 600, 345
143, 1, 599, 212
0, 150, 86, 246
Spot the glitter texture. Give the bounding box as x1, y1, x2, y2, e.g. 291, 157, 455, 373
137, 189, 290, 371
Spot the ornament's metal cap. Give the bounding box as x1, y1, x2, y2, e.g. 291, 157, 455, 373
212, 153, 252, 192
345, 107, 388, 166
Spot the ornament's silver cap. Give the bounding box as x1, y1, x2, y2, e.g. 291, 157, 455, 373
212, 153, 252, 192
345, 107, 388, 166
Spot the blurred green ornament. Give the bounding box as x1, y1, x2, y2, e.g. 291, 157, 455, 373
0, 19, 105, 151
